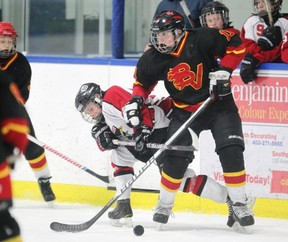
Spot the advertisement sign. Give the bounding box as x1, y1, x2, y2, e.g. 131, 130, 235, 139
200, 73, 288, 199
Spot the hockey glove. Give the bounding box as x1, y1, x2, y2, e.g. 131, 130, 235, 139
240, 53, 260, 84
133, 125, 152, 153
122, 96, 144, 128
258, 26, 282, 51
91, 122, 118, 151
209, 70, 231, 100
3, 143, 21, 169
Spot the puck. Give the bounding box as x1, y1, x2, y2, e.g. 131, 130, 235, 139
133, 225, 144, 236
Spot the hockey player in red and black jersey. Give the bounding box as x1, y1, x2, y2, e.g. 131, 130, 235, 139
240, 0, 288, 83
123, 10, 255, 229
0, 22, 56, 204
75, 83, 251, 229
0, 72, 29, 241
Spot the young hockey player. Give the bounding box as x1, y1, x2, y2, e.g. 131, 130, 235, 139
0, 73, 29, 241
240, 0, 288, 83
199, 1, 239, 34
75, 83, 250, 230
0, 22, 55, 204
123, 10, 254, 229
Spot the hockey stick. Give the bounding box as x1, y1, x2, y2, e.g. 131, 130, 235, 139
264, 0, 274, 26
27, 135, 110, 184
112, 127, 199, 152
179, 0, 196, 28
50, 95, 214, 233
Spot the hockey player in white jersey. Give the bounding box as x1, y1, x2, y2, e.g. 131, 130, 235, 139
74, 83, 253, 231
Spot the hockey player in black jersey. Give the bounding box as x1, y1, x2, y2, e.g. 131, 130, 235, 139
0, 73, 29, 242
0, 22, 55, 204
123, 10, 255, 229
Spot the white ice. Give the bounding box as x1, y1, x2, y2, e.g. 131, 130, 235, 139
12, 200, 288, 242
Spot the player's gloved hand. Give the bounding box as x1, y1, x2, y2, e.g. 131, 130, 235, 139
91, 122, 118, 151
3, 143, 21, 169
122, 96, 144, 128
209, 70, 231, 100
258, 26, 282, 50
240, 53, 260, 84
133, 125, 151, 153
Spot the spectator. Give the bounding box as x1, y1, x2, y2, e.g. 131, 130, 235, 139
199, 1, 239, 34
154, 0, 213, 29
239, 0, 288, 84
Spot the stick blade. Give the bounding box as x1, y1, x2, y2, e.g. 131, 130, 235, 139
50, 221, 90, 233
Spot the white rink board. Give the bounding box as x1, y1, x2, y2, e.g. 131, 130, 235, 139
12, 58, 288, 200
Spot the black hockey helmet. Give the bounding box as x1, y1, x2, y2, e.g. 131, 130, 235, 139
75, 83, 104, 124
253, 0, 282, 17
150, 10, 186, 54
199, 1, 230, 28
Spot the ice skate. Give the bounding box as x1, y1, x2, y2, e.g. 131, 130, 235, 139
227, 196, 255, 233
153, 199, 173, 227
38, 177, 56, 206
108, 199, 133, 227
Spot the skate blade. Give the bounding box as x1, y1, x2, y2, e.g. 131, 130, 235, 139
231, 222, 253, 234
156, 223, 164, 231
46, 201, 54, 208
110, 218, 133, 227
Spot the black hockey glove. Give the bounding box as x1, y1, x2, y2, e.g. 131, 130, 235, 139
240, 53, 260, 84
209, 70, 231, 100
122, 96, 144, 128
133, 125, 152, 153
91, 122, 118, 151
258, 26, 282, 51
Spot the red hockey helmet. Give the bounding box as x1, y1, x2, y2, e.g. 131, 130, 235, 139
0, 22, 18, 58
0, 22, 18, 37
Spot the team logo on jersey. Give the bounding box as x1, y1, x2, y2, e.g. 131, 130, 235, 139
167, 63, 203, 90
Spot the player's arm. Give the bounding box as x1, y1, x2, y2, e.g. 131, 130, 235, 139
17, 57, 32, 103
216, 29, 246, 71
281, 32, 288, 63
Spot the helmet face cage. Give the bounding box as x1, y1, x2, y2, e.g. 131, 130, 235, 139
75, 83, 103, 124
199, 2, 230, 28
0, 22, 17, 58
150, 10, 185, 54
253, 0, 282, 17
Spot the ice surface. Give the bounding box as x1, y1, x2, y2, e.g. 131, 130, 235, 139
12, 200, 288, 242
